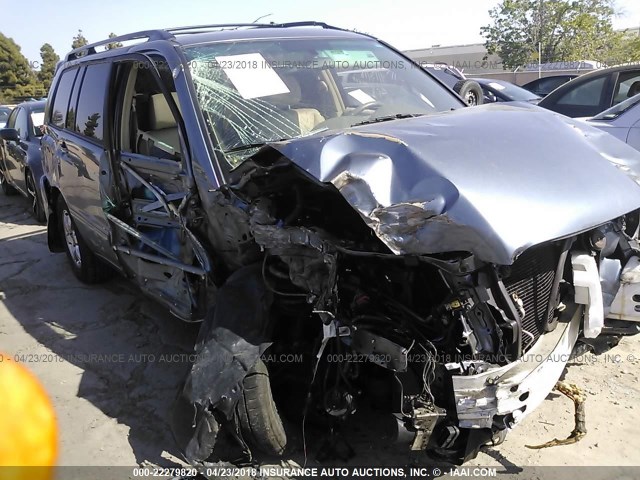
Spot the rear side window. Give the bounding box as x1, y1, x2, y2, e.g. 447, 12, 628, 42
75, 63, 111, 143
50, 69, 79, 128
557, 76, 606, 107
14, 108, 28, 139
613, 70, 640, 104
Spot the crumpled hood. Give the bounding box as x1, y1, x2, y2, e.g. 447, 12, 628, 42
271, 103, 640, 265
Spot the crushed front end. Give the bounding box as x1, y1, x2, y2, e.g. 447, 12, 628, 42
174, 129, 640, 464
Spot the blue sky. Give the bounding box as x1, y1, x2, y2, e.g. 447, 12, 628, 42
2, 0, 640, 64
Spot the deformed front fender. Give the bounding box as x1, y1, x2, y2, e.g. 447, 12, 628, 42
171, 263, 274, 463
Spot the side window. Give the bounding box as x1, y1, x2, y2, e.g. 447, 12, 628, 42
121, 59, 182, 160
50, 69, 79, 129
75, 63, 111, 143
557, 76, 606, 107
613, 70, 640, 104
66, 67, 85, 131
539, 78, 560, 91
15, 109, 28, 140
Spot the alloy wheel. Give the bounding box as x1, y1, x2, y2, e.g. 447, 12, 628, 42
62, 210, 82, 267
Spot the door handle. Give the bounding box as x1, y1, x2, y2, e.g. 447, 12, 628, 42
60, 141, 68, 150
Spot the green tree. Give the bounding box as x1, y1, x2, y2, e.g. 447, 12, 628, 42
82, 112, 100, 138
602, 31, 640, 65
0, 32, 43, 102
106, 32, 123, 50
38, 43, 59, 92
72, 29, 89, 49
481, 0, 620, 70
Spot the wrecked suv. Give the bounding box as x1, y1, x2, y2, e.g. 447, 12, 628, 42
41, 23, 640, 465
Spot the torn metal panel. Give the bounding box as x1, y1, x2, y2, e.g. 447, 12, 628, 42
188, 264, 273, 410
452, 304, 581, 429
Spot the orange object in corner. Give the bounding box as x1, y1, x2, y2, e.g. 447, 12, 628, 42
0, 354, 57, 480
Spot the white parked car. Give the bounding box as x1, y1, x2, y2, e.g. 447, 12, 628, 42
585, 94, 640, 151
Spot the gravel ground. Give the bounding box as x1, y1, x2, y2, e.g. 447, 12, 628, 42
1, 193, 639, 479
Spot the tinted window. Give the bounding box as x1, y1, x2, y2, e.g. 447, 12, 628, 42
557, 76, 606, 107
75, 63, 111, 142
50, 69, 79, 128
613, 70, 640, 104
540, 77, 570, 91
67, 67, 85, 131
15, 108, 28, 139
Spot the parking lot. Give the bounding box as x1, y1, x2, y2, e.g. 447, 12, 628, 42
2, 191, 640, 474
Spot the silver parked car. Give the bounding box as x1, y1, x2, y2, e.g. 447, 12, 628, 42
586, 94, 640, 152
38, 23, 640, 466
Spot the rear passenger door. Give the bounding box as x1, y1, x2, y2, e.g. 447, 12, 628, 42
45, 63, 117, 262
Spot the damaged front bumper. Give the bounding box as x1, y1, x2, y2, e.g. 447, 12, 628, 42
452, 303, 581, 431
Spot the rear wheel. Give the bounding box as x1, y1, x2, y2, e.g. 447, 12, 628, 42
237, 359, 287, 456
0, 171, 17, 196
57, 196, 112, 284
26, 170, 46, 222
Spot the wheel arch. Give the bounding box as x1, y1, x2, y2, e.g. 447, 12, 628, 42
46, 186, 65, 253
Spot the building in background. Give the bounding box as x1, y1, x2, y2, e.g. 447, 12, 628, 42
404, 27, 640, 85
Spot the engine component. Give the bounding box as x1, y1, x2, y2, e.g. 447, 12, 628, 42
410, 404, 447, 450
351, 329, 409, 372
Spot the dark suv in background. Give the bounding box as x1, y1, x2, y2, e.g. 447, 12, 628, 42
40, 23, 640, 467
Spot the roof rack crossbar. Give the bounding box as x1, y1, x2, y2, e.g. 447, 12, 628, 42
65, 30, 174, 62
64, 22, 349, 62
165, 23, 274, 33
255, 21, 338, 29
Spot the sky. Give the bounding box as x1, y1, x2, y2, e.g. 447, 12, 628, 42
1, 0, 640, 65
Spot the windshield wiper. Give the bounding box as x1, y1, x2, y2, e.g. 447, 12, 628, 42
352, 113, 425, 127
224, 139, 291, 154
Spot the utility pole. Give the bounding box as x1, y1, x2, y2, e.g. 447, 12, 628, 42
538, 0, 543, 78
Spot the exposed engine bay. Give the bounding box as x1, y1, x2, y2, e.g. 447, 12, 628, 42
167, 148, 640, 465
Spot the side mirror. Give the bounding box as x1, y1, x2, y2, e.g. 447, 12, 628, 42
0, 128, 19, 142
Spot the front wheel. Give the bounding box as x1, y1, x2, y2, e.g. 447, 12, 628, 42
236, 359, 287, 456
57, 196, 112, 284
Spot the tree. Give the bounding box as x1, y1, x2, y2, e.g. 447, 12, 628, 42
603, 31, 640, 65
38, 43, 59, 92
82, 112, 100, 138
72, 29, 89, 49
0, 32, 44, 102
106, 32, 123, 50
481, 0, 621, 70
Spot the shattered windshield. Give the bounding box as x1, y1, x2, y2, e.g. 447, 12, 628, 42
183, 38, 462, 167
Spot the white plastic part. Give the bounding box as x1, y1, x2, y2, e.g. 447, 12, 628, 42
607, 256, 640, 322
572, 253, 604, 338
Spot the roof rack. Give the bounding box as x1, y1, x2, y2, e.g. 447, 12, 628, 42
64, 22, 349, 62
65, 30, 174, 61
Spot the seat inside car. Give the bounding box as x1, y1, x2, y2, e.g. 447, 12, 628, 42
628, 81, 640, 98
264, 74, 325, 134
137, 92, 182, 159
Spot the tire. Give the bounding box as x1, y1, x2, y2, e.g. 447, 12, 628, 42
56, 195, 112, 284
0, 171, 17, 196
237, 359, 287, 456
453, 80, 484, 106
26, 170, 46, 222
